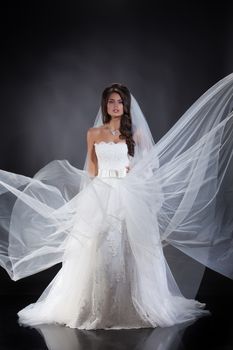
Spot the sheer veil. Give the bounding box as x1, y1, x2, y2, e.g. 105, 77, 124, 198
0, 73, 232, 298
132, 75, 233, 292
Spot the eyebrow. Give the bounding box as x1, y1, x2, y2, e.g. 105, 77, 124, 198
108, 98, 123, 101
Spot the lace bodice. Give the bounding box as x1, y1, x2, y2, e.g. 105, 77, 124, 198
94, 142, 130, 178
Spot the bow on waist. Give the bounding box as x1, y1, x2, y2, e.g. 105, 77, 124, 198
97, 168, 127, 178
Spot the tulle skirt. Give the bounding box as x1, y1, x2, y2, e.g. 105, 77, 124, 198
17, 176, 209, 330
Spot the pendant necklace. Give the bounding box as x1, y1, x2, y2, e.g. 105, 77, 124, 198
108, 127, 120, 136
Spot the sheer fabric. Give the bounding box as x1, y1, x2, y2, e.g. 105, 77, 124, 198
0, 73, 232, 292
17, 142, 209, 329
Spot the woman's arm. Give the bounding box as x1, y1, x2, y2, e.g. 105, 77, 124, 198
86, 128, 98, 177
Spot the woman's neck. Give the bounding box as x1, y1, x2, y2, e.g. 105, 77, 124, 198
109, 117, 121, 130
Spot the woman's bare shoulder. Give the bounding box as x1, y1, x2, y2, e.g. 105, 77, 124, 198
87, 125, 107, 144
87, 125, 106, 136
87, 125, 105, 134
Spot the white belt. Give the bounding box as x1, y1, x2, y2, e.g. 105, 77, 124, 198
97, 168, 127, 178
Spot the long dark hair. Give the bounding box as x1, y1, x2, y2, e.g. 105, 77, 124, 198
101, 83, 135, 157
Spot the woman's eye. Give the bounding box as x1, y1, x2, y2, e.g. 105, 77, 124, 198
108, 100, 123, 104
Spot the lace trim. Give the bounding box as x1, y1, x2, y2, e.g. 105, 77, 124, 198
94, 141, 127, 146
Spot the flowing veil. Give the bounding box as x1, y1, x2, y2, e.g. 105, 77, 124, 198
155, 74, 233, 279
0, 73, 232, 301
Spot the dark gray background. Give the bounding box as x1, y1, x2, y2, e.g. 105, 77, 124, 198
1, 2, 233, 175
0, 1, 233, 300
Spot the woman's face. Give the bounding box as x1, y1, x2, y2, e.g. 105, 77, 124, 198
107, 92, 124, 118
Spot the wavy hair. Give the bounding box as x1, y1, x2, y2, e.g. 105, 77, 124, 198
101, 83, 135, 156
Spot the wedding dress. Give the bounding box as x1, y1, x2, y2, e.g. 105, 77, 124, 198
0, 73, 233, 330
17, 141, 209, 329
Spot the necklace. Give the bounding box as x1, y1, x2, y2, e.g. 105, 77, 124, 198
108, 128, 120, 136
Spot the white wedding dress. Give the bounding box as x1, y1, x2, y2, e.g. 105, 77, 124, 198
0, 73, 233, 331
17, 141, 209, 330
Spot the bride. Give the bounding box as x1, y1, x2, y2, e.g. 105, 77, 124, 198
0, 75, 233, 330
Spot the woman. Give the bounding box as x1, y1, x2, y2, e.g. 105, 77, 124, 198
86, 87, 132, 177
0, 76, 233, 329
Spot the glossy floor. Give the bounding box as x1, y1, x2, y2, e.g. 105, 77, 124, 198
0, 293, 232, 350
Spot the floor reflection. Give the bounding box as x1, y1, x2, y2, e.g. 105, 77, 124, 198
34, 320, 195, 350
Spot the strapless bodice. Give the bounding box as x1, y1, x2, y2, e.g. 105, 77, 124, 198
94, 142, 130, 178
